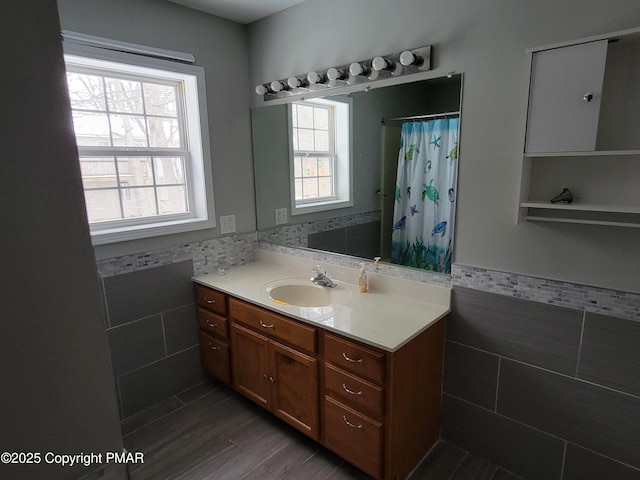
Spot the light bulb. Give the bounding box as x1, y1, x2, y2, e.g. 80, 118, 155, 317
255, 84, 269, 95
400, 50, 423, 67
349, 62, 369, 76
270, 80, 285, 92
372, 56, 393, 71
326, 67, 345, 82
287, 77, 301, 89
307, 71, 325, 84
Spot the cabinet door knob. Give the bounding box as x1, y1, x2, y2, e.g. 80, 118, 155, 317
583, 93, 594, 102
342, 415, 363, 429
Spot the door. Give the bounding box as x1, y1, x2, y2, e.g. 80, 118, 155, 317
231, 324, 270, 408
525, 40, 608, 153
270, 341, 319, 440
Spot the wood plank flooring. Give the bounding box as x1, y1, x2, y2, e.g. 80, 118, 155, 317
122, 380, 523, 480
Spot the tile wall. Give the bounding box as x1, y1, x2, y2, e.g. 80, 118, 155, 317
96, 233, 640, 480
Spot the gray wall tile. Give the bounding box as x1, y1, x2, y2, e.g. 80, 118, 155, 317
163, 303, 199, 355
563, 444, 640, 480
448, 286, 583, 375
441, 394, 564, 480
578, 312, 640, 397
345, 221, 380, 257
118, 346, 205, 418
103, 260, 194, 327
443, 341, 499, 410
108, 315, 165, 377
498, 359, 640, 470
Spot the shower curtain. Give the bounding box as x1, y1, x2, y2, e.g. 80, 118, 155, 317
391, 117, 459, 273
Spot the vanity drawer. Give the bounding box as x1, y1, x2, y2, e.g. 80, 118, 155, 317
200, 332, 231, 385
324, 334, 385, 385
324, 396, 383, 479
195, 284, 227, 316
198, 308, 228, 340
325, 364, 384, 418
229, 298, 316, 353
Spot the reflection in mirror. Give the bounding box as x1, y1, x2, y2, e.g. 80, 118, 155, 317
252, 75, 462, 274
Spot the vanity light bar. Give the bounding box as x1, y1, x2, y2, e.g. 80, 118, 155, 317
255, 45, 432, 101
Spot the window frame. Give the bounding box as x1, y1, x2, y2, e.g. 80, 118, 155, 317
63, 40, 215, 245
288, 97, 353, 216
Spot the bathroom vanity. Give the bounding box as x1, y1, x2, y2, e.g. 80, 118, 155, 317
193, 250, 450, 480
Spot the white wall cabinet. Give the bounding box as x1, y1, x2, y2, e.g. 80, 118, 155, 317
517, 28, 640, 227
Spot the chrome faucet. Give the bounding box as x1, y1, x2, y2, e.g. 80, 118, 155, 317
311, 266, 337, 288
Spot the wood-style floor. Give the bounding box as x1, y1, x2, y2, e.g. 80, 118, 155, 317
122, 380, 522, 480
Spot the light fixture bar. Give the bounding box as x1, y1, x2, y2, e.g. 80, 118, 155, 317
256, 45, 431, 101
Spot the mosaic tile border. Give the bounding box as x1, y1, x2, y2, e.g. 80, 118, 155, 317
452, 264, 640, 322
96, 232, 258, 278
258, 211, 381, 248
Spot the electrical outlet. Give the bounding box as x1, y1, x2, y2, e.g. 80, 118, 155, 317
275, 208, 288, 225
219, 214, 236, 234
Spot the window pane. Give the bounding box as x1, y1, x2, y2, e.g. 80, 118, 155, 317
314, 130, 329, 151
84, 189, 121, 222
297, 105, 314, 128
110, 114, 148, 147
154, 157, 185, 185
157, 186, 187, 214
105, 78, 144, 114
147, 117, 181, 148
122, 186, 157, 218
291, 104, 298, 127
72, 112, 111, 146
292, 127, 298, 150
314, 107, 329, 130
294, 157, 303, 177
318, 177, 333, 197
143, 83, 177, 116
117, 157, 153, 186
298, 129, 314, 150
317, 157, 333, 176
67, 73, 106, 111
302, 157, 318, 177
294, 179, 303, 200
79, 157, 118, 188
302, 178, 318, 198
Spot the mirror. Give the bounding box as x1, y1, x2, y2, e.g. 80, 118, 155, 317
252, 74, 462, 274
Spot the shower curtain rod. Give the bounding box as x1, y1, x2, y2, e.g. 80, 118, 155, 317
381, 110, 460, 123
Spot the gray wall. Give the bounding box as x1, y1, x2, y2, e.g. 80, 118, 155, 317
57, 0, 256, 261
248, 0, 640, 294
0, 2, 123, 479
444, 287, 640, 479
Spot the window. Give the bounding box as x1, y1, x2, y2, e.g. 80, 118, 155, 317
289, 98, 352, 215
63, 38, 215, 244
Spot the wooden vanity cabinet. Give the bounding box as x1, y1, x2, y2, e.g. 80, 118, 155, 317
195, 283, 446, 480
195, 284, 231, 385
229, 298, 319, 440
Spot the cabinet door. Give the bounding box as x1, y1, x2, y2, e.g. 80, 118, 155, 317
231, 324, 270, 409
270, 341, 319, 440
526, 40, 608, 153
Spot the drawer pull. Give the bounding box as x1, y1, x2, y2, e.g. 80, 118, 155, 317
206, 321, 218, 328
342, 383, 362, 396
204, 297, 215, 305
208, 343, 220, 351
259, 321, 275, 329
342, 352, 363, 363
342, 415, 363, 429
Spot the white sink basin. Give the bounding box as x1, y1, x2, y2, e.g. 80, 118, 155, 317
262, 279, 352, 307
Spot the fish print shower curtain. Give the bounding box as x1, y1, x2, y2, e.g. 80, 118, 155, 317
391, 118, 459, 273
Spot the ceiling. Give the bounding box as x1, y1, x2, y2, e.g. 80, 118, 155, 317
167, 0, 307, 24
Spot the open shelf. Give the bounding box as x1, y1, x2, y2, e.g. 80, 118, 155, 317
524, 150, 640, 158
520, 202, 640, 214
521, 201, 640, 228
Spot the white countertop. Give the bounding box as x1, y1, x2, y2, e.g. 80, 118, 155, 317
193, 250, 451, 352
